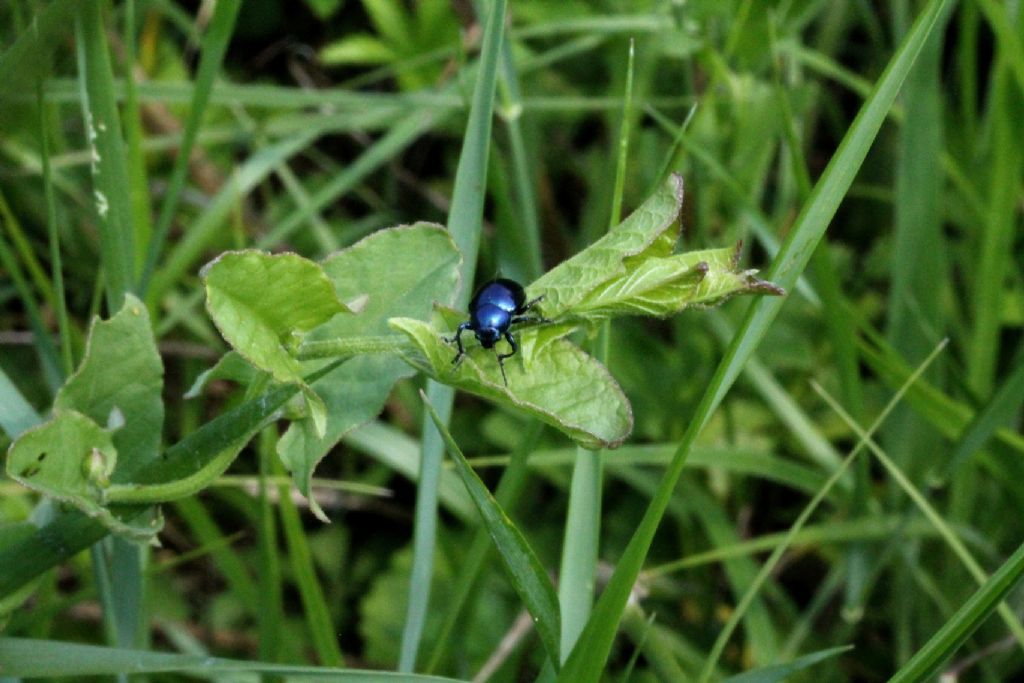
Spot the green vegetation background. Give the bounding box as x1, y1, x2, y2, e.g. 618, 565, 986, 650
0, 0, 1022, 681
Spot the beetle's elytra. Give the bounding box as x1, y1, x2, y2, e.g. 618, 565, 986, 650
445, 278, 547, 386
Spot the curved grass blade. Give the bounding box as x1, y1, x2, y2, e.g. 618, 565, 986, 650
421, 391, 561, 668
697, 341, 948, 681
722, 645, 852, 683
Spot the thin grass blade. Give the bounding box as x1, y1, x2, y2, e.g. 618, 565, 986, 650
421, 391, 561, 667
399, 0, 506, 671
75, 0, 136, 310
140, 0, 241, 292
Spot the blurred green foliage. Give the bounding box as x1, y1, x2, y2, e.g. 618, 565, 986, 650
1, 0, 1022, 681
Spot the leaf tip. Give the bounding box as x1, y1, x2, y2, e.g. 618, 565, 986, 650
309, 497, 331, 524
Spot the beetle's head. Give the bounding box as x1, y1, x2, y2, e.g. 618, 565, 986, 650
475, 326, 500, 348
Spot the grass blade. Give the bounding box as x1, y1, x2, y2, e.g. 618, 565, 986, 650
888, 540, 1024, 683
815, 379, 1024, 652
556, 36, 635, 663
937, 341, 1024, 481
697, 341, 948, 681
0, 0, 79, 92
140, 0, 241, 292
0, 637, 467, 681
556, 1, 952, 679
399, 0, 506, 671
0, 206, 64, 392
965, 69, 1022, 397
421, 391, 561, 667
423, 423, 543, 673
722, 646, 852, 683
275, 456, 344, 666
0, 366, 42, 439
477, 0, 543, 282
37, 80, 74, 376
75, 0, 135, 310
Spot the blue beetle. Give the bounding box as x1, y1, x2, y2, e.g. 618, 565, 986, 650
446, 278, 547, 386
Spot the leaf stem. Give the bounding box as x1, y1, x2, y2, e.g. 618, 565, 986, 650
295, 334, 415, 360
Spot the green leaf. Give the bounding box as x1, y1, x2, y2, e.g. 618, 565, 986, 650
202, 250, 350, 384
526, 173, 684, 318
304, 0, 344, 20
5, 411, 159, 541
202, 250, 350, 437
147, 132, 323, 306
422, 392, 562, 668
391, 315, 632, 449
55, 293, 163, 473
722, 646, 852, 683
523, 174, 781, 326
576, 244, 783, 319
4, 294, 164, 540
361, 0, 413, 48
277, 224, 461, 520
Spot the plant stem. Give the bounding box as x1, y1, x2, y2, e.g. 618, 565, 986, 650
295, 334, 414, 360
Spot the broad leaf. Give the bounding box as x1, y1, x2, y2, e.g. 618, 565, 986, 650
202, 250, 351, 435
576, 245, 783, 319
55, 293, 164, 474
277, 224, 461, 519
526, 173, 684, 317
390, 314, 632, 449
6, 411, 159, 541
5, 294, 164, 540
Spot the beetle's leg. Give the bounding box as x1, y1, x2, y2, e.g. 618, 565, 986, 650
496, 331, 518, 387
511, 314, 551, 326
445, 322, 471, 365
512, 306, 553, 327
515, 294, 549, 325
522, 294, 544, 312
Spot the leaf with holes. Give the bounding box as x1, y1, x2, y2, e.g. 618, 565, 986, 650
5, 411, 159, 541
